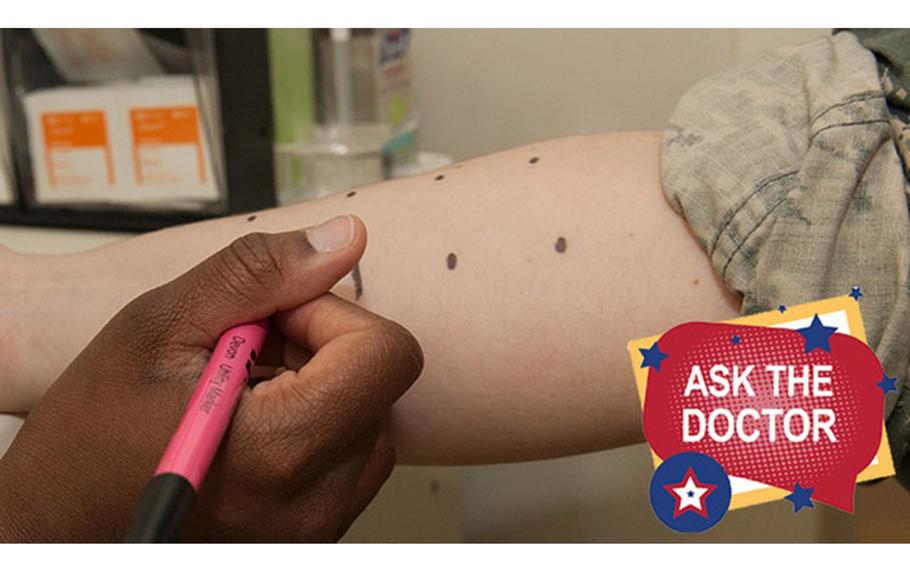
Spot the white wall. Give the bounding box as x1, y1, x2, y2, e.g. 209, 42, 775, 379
412, 29, 827, 161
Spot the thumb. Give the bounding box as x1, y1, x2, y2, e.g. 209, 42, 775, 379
139, 214, 366, 344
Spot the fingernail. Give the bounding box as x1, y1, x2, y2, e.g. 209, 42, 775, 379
306, 215, 355, 252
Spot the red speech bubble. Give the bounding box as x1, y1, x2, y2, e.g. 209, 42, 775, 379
641, 321, 885, 512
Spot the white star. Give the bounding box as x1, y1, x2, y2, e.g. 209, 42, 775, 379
672, 474, 709, 512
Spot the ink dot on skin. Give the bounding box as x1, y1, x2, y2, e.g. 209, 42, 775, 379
347, 191, 357, 198
446, 253, 458, 270
529, 156, 540, 165
555, 237, 567, 254
435, 174, 445, 181
247, 215, 257, 222
351, 264, 364, 300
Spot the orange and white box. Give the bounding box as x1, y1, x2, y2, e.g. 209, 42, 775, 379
122, 77, 217, 202
25, 78, 217, 205
130, 106, 205, 185
24, 87, 120, 203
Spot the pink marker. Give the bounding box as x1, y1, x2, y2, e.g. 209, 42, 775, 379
126, 320, 269, 542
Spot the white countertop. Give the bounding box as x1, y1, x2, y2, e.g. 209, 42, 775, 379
0, 225, 129, 254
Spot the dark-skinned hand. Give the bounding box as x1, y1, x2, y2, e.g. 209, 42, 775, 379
0, 215, 423, 542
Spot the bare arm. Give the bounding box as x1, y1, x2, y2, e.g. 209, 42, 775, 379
5, 131, 741, 464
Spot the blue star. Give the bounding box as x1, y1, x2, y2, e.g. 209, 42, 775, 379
731, 335, 741, 345
796, 314, 838, 353
639, 342, 669, 372
778, 305, 787, 313
878, 374, 897, 395
849, 286, 863, 301
785, 483, 814, 513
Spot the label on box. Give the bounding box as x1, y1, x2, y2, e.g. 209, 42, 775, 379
129, 106, 207, 187
40, 110, 115, 190
375, 29, 411, 127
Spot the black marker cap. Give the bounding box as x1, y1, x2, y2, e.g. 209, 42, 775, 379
125, 473, 196, 543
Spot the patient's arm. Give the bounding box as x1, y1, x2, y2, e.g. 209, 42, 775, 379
1, 131, 740, 464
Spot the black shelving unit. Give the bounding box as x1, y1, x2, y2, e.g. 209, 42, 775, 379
0, 28, 275, 233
